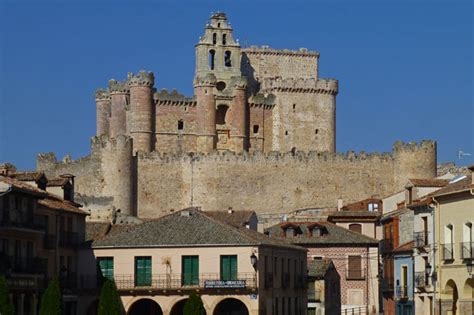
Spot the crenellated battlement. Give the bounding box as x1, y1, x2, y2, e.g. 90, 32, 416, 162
393, 140, 437, 153
242, 46, 319, 58
194, 73, 217, 87
261, 77, 338, 94
230, 76, 248, 89
95, 89, 110, 101
108, 79, 130, 94
91, 134, 133, 151
248, 93, 276, 108
154, 89, 196, 106
127, 70, 155, 87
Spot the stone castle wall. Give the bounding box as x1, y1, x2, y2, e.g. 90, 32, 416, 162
37, 138, 437, 219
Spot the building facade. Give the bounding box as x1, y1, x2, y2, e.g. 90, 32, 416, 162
393, 242, 415, 315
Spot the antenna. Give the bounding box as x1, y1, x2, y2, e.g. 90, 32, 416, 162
458, 151, 472, 159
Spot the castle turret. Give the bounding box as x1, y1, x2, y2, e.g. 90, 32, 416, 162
393, 140, 437, 189
109, 79, 130, 138
194, 73, 217, 153
93, 135, 134, 216
315, 79, 338, 152
95, 89, 111, 137
128, 71, 155, 154
227, 76, 248, 152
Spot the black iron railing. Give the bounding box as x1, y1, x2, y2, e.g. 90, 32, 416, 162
460, 242, 474, 259
0, 214, 47, 231
396, 285, 408, 299
79, 273, 256, 291
441, 243, 454, 260
414, 231, 428, 248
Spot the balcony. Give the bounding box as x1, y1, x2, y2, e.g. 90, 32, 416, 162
460, 242, 474, 260
264, 272, 273, 288
381, 239, 393, 254
7, 256, 47, 274
414, 231, 428, 248
414, 271, 427, 288
441, 243, 454, 261
346, 269, 365, 280
0, 215, 47, 232
80, 273, 256, 292
396, 285, 408, 299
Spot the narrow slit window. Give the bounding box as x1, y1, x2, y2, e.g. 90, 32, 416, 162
315, 129, 319, 134
209, 50, 215, 70
253, 125, 260, 134
222, 34, 227, 45
178, 120, 184, 130
224, 51, 232, 67
213, 33, 217, 45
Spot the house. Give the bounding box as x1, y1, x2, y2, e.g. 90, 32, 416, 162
78, 208, 308, 315
265, 221, 380, 314
393, 241, 415, 315
0, 166, 88, 315
307, 259, 340, 315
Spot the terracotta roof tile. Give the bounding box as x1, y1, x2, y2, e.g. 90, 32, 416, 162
10, 171, 46, 182
47, 177, 70, 187
38, 199, 88, 215
393, 241, 415, 253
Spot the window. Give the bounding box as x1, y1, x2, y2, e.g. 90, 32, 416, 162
209, 50, 215, 70
178, 120, 184, 130
349, 224, 362, 234
347, 255, 362, 279
315, 129, 319, 135
253, 125, 260, 134
182, 255, 199, 286
135, 256, 152, 286
312, 256, 323, 260
224, 51, 232, 67
292, 104, 296, 112
311, 227, 321, 236
222, 34, 227, 45
216, 81, 226, 91
285, 227, 295, 237
212, 33, 217, 45
462, 222, 473, 259
285, 131, 288, 136
368, 202, 379, 212
217, 22, 221, 28
98, 257, 114, 280
220, 255, 237, 280
216, 105, 228, 125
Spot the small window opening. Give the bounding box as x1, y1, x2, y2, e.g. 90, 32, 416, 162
217, 22, 221, 28
224, 51, 232, 67
315, 129, 319, 134
178, 120, 184, 130
209, 50, 215, 70
184, 107, 188, 112
292, 104, 296, 112
216, 81, 226, 91
216, 105, 229, 125
212, 33, 217, 45
285, 131, 288, 136
222, 34, 227, 45
253, 125, 260, 134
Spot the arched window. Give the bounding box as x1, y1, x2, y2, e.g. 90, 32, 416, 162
209, 50, 216, 70
212, 33, 217, 45
222, 34, 227, 45
349, 224, 362, 234
443, 224, 454, 260
463, 222, 473, 259
216, 105, 228, 125
177, 120, 184, 131
224, 50, 232, 67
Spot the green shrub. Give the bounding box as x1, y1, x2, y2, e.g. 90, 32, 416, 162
0, 276, 14, 315
39, 277, 63, 315
98, 279, 122, 315
184, 292, 205, 315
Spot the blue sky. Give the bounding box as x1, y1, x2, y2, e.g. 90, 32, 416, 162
0, 0, 472, 169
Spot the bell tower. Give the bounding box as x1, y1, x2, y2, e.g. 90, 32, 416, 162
194, 12, 242, 87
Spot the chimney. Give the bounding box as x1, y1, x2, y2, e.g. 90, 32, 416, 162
469, 165, 474, 185
60, 174, 75, 202
337, 199, 343, 211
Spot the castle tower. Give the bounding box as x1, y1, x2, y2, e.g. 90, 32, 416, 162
93, 135, 134, 216
95, 89, 111, 137
393, 140, 437, 189
109, 79, 130, 138
128, 71, 155, 154
227, 76, 248, 152
315, 79, 338, 152
194, 73, 217, 153
195, 12, 241, 85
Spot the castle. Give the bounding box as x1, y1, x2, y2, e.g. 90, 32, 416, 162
37, 12, 437, 220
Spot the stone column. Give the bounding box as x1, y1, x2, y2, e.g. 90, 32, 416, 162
194, 74, 217, 153
128, 71, 155, 154
109, 79, 130, 138
228, 76, 247, 153
95, 89, 111, 137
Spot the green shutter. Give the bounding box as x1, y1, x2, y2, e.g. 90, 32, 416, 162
230, 255, 237, 280
182, 256, 199, 286
220, 255, 237, 281
98, 257, 114, 280
135, 257, 151, 286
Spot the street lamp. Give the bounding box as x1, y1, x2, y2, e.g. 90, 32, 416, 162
250, 253, 258, 269
425, 263, 432, 275
467, 261, 473, 276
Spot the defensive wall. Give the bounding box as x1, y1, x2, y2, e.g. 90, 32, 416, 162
37, 138, 437, 219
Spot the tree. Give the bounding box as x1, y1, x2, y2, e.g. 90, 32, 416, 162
184, 292, 205, 315
39, 277, 63, 315
0, 276, 14, 315
98, 279, 122, 315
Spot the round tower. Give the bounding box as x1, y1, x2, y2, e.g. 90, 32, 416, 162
227, 76, 248, 152
95, 89, 111, 137
128, 71, 155, 154
315, 79, 338, 153
109, 79, 130, 138
393, 140, 437, 189
96, 135, 134, 216
194, 73, 217, 153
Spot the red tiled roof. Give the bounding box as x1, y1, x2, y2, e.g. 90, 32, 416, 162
204, 210, 255, 228
47, 177, 70, 187
407, 178, 450, 187
10, 171, 46, 182
393, 241, 415, 253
